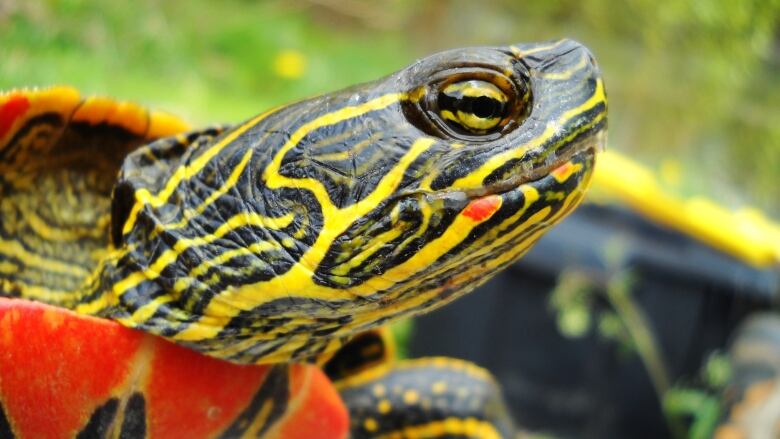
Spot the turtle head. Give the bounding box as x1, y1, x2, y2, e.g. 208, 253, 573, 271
96, 39, 606, 363
314, 39, 606, 289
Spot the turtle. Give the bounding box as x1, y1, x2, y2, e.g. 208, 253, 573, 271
0, 38, 606, 438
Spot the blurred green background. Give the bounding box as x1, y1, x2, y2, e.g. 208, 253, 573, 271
1, 0, 778, 216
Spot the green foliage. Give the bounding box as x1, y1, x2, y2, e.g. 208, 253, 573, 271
389, 318, 414, 359
495, 0, 780, 215
663, 352, 732, 439
549, 270, 594, 338
663, 388, 721, 439
549, 265, 732, 438
702, 352, 732, 389
0, 0, 408, 122
1, 0, 778, 213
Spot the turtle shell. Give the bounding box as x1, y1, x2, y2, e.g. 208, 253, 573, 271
0, 87, 190, 306
0, 297, 348, 438
0, 88, 348, 438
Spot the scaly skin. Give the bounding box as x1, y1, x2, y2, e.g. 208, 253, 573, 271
22, 39, 604, 364
0, 39, 606, 438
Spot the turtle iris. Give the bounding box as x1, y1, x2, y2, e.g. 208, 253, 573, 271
438, 80, 508, 133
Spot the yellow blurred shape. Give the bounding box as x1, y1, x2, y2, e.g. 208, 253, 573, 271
590, 150, 780, 268
273, 49, 306, 80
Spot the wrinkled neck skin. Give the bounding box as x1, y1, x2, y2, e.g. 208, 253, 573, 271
77, 39, 607, 364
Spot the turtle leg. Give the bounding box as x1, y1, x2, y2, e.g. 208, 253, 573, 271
325, 329, 516, 438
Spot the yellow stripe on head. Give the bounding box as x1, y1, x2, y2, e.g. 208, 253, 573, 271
67, 39, 606, 369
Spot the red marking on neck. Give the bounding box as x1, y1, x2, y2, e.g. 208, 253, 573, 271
0, 94, 30, 140
462, 195, 502, 222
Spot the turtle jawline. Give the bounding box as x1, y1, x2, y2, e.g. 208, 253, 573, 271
425, 145, 595, 203
485, 145, 596, 198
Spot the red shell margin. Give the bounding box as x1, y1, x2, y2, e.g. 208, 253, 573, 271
0, 298, 348, 438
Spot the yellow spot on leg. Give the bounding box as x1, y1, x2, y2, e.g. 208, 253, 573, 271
378, 399, 392, 414
376, 417, 501, 439
432, 381, 447, 394
373, 384, 386, 397
364, 417, 379, 433
403, 389, 420, 405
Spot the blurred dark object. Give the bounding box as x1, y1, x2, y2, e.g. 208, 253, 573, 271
408, 198, 780, 438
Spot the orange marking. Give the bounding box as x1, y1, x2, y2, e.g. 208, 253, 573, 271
0, 94, 30, 140
148, 110, 190, 138
73, 97, 149, 136
71, 95, 189, 139
0, 298, 349, 438
462, 195, 502, 222
42, 307, 66, 330
0, 298, 142, 439
550, 161, 581, 183
146, 337, 271, 437
265, 366, 349, 439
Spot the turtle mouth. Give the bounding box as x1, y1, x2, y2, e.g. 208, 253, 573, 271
467, 146, 597, 201
422, 130, 603, 204
483, 127, 605, 199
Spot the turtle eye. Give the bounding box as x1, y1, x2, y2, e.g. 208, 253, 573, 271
402, 68, 529, 141
438, 80, 508, 133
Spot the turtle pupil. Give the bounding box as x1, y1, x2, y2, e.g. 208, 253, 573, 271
472, 96, 500, 119
431, 79, 513, 136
